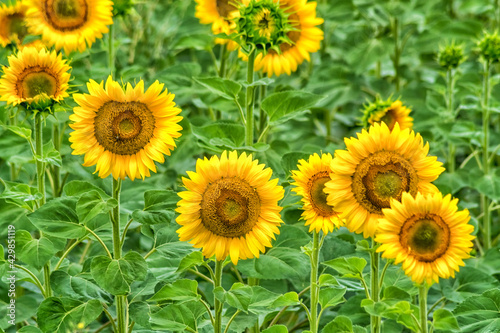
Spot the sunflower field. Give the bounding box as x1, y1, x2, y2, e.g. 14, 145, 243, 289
1, 0, 500, 332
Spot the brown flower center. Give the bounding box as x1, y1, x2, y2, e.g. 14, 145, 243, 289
94, 101, 156, 155
216, 0, 236, 18
16, 66, 58, 99
352, 151, 418, 214
400, 214, 450, 262
308, 171, 334, 217
6, 13, 28, 42
43, 0, 88, 31
201, 177, 260, 238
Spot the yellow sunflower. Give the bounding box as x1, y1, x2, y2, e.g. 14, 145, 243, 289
176, 150, 284, 265
195, 0, 242, 50
0, 46, 71, 106
69, 76, 183, 180
0, 0, 28, 47
324, 122, 444, 238
291, 153, 343, 234
252, 0, 324, 77
25, 0, 113, 54
362, 98, 413, 131
376, 192, 475, 285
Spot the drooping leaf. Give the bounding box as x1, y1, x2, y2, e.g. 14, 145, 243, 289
322, 257, 367, 277
319, 286, 347, 309
50, 270, 112, 303
76, 190, 117, 224
149, 301, 207, 331
149, 279, 199, 302
454, 288, 500, 333
193, 77, 242, 100
433, 309, 459, 331
262, 91, 324, 125
16, 230, 57, 270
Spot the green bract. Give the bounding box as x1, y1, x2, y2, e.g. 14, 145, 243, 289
113, 0, 135, 17
478, 32, 500, 63
236, 0, 295, 54
438, 43, 466, 69
360, 95, 393, 128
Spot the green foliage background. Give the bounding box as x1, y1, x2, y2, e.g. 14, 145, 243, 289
1, 0, 500, 332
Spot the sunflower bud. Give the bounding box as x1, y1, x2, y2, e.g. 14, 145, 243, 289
437, 43, 466, 69
236, 0, 295, 54
113, 0, 134, 17
478, 31, 500, 63
361, 96, 413, 131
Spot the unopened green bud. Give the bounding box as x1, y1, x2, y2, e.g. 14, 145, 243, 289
438, 43, 466, 69
236, 0, 295, 54
113, 0, 134, 17
361, 95, 413, 131
478, 32, 500, 63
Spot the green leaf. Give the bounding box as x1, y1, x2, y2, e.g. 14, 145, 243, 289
454, 288, 500, 333
5, 125, 31, 140
50, 270, 112, 303
0, 181, 41, 211
16, 230, 57, 270
322, 257, 367, 277
36, 140, 62, 167
37, 297, 102, 333
129, 301, 159, 329
63, 181, 109, 199
191, 120, 245, 147
215, 283, 253, 312
322, 315, 354, 333
132, 189, 178, 225
76, 190, 117, 224
433, 309, 459, 331
176, 251, 205, 272
90, 251, 148, 295
193, 77, 242, 100
362, 299, 419, 332
149, 300, 207, 331
18, 327, 43, 333
262, 325, 288, 333
319, 286, 347, 309
150, 279, 199, 302
262, 91, 323, 125
270, 292, 300, 308
319, 274, 339, 287
27, 198, 87, 239
383, 286, 411, 301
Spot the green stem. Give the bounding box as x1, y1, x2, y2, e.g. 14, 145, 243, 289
111, 178, 127, 333
35, 112, 45, 207
309, 231, 320, 333
370, 241, 381, 333
393, 17, 400, 92
325, 108, 332, 144
258, 80, 267, 136
219, 44, 228, 78
419, 285, 428, 333
9, 107, 18, 181
214, 260, 224, 333
482, 60, 491, 251
245, 49, 256, 146
52, 122, 61, 197
14, 264, 46, 297
108, 22, 115, 75
55, 237, 86, 271
247, 277, 260, 333
446, 68, 456, 173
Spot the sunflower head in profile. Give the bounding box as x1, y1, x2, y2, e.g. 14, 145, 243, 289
361, 96, 413, 131
376, 192, 475, 285
0, 0, 29, 47
324, 122, 445, 238
195, 0, 243, 51
176, 150, 285, 265
0, 46, 71, 107
236, 0, 295, 54
291, 153, 343, 234
252, 0, 324, 77
24, 0, 113, 54
69, 76, 183, 180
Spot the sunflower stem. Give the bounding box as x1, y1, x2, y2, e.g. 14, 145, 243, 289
419, 284, 428, 333
214, 260, 224, 333
258, 80, 267, 139
108, 22, 115, 75
309, 231, 321, 333
9, 107, 18, 181
446, 68, 456, 173
245, 48, 256, 146
481, 60, 491, 251
247, 277, 260, 332
51, 121, 62, 197
111, 178, 128, 333
392, 17, 401, 92
219, 44, 228, 78
35, 112, 46, 207
370, 240, 381, 333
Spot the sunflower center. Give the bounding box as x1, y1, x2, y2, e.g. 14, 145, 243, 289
400, 214, 450, 262
16, 67, 58, 99
255, 9, 275, 39
201, 177, 260, 238
7, 13, 27, 41
379, 108, 397, 130
44, 0, 88, 31
308, 171, 334, 216
216, 0, 236, 18
353, 151, 418, 214
94, 101, 156, 155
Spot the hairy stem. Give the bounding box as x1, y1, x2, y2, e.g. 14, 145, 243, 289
419, 284, 428, 333
214, 260, 224, 333
245, 49, 256, 146
309, 231, 321, 333
370, 240, 381, 333
482, 60, 491, 251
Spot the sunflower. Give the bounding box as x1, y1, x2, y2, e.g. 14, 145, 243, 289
176, 150, 284, 265
361, 98, 413, 131
0, 0, 28, 47
24, 0, 113, 54
291, 153, 343, 234
324, 122, 444, 238
0, 46, 71, 106
195, 0, 242, 50
376, 192, 474, 285
252, 0, 324, 77
69, 76, 183, 180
